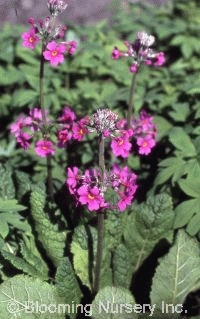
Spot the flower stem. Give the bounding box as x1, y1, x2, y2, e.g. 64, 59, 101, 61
39, 42, 54, 202
127, 72, 138, 129
93, 136, 105, 295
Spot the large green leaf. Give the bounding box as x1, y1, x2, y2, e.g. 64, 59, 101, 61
150, 230, 200, 309
71, 224, 112, 290
169, 127, 196, 157
30, 190, 67, 267
174, 198, 200, 229
123, 194, 174, 273
92, 286, 137, 319
0, 275, 65, 318
55, 257, 82, 318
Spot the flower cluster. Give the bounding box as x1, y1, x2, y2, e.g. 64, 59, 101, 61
66, 165, 137, 212
21, 0, 77, 66
10, 106, 90, 157
111, 110, 156, 157
112, 31, 165, 73
57, 106, 89, 147
10, 108, 55, 157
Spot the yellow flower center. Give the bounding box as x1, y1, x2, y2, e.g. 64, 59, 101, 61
51, 50, 58, 57
88, 193, 95, 200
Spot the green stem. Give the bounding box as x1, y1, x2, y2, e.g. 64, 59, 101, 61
127, 71, 138, 129
39, 42, 54, 202
93, 136, 105, 295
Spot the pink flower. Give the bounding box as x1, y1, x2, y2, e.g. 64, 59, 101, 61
22, 28, 39, 49
154, 52, 165, 66
59, 106, 76, 123
16, 132, 32, 150
112, 47, 121, 60
43, 41, 66, 66
77, 186, 106, 211
72, 122, 88, 141
117, 194, 133, 212
10, 115, 32, 137
66, 167, 80, 194
130, 63, 138, 73
35, 140, 55, 157
137, 135, 156, 155
65, 41, 77, 55
57, 129, 72, 147
111, 131, 132, 158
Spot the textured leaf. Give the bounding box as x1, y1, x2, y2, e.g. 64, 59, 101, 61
92, 286, 137, 319
14, 171, 32, 200
113, 244, 133, 288
71, 224, 112, 290
1, 249, 48, 280
0, 199, 26, 212
30, 190, 67, 267
55, 257, 82, 318
0, 165, 15, 199
150, 230, 200, 309
123, 194, 174, 272
169, 127, 196, 157
174, 198, 200, 229
71, 225, 97, 289
0, 275, 65, 318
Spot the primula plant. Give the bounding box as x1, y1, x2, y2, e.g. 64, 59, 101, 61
1, 0, 200, 318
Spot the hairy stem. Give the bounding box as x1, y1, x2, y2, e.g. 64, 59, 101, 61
39, 43, 54, 202
93, 136, 105, 295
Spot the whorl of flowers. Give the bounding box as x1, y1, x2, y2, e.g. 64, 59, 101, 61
21, 1, 77, 66
112, 30, 165, 73
66, 165, 138, 212
88, 109, 120, 138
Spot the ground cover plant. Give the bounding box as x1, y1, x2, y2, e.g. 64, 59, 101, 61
1, 0, 200, 318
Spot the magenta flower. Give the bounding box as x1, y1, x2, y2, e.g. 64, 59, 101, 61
77, 186, 106, 211
112, 31, 165, 72
43, 41, 66, 66
35, 140, 55, 157
66, 167, 80, 194
16, 132, 32, 150
59, 106, 76, 123
10, 115, 32, 137
57, 129, 72, 147
72, 122, 88, 141
137, 135, 156, 155
22, 28, 40, 49
117, 194, 133, 212
111, 131, 132, 158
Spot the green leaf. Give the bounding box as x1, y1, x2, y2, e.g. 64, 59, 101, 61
71, 225, 97, 289
169, 127, 196, 157
0, 199, 26, 212
12, 89, 38, 107
55, 257, 82, 318
178, 178, 200, 197
30, 190, 67, 267
92, 286, 137, 319
1, 249, 48, 280
150, 230, 200, 310
0, 275, 65, 318
123, 194, 174, 272
174, 198, 200, 229
112, 244, 133, 288
0, 165, 15, 199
